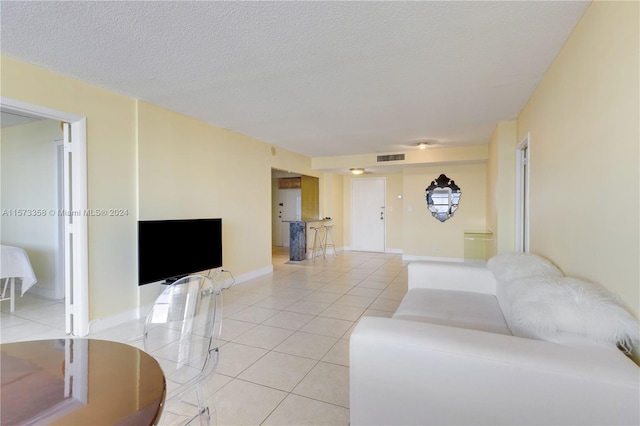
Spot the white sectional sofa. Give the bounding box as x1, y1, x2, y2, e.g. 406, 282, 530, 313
350, 254, 640, 425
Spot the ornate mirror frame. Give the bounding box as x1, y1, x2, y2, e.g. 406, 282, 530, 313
424, 174, 461, 222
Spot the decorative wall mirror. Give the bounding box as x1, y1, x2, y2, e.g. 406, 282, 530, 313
425, 174, 461, 222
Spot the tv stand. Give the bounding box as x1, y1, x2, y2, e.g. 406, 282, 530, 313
163, 276, 185, 285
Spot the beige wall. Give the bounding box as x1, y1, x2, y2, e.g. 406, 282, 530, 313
1, 56, 138, 320
313, 145, 488, 170
0, 56, 330, 321
486, 120, 517, 256
403, 163, 487, 259
301, 175, 320, 220
137, 101, 274, 277
1, 119, 62, 292
321, 173, 344, 248
270, 145, 319, 179
517, 1, 639, 315
321, 145, 490, 256
341, 165, 485, 258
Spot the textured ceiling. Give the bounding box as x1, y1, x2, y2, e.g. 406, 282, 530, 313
0, 1, 589, 157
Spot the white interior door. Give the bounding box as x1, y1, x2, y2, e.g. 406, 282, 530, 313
280, 189, 301, 247
351, 178, 385, 252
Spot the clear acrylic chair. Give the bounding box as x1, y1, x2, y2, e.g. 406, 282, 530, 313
144, 274, 222, 425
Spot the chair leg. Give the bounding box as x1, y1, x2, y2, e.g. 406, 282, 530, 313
192, 385, 211, 426
195, 406, 209, 426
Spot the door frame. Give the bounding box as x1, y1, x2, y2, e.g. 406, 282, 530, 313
53, 140, 65, 300
1, 97, 89, 336
515, 132, 530, 253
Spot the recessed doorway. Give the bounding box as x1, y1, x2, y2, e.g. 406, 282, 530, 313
1, 97, 89, 336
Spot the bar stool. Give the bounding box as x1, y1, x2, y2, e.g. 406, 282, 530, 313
309, 225, 325, 263
323, 224, 337, 258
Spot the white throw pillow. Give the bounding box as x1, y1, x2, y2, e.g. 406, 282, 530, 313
487, 252, 563, 283
506, 275, 639, 352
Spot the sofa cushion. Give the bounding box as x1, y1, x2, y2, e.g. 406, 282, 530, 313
487, 252, 563, 283
393, 288, 512, 335
503, 275, 639, 352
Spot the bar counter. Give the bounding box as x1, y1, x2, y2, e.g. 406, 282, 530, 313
282, 218, 331, 262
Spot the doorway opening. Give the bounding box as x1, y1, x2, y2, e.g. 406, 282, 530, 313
1, 97, 89, 336
270, 168, 321, 264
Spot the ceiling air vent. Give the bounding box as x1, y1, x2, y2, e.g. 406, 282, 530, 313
377, 153, 405, 162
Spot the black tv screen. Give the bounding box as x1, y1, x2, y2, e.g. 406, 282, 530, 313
138, 218, 222, 285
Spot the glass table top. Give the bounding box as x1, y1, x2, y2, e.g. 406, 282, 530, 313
1, 338, 166, 426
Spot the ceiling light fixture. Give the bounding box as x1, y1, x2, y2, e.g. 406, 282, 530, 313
417, 142, 429, 150
350, 168, 365, 175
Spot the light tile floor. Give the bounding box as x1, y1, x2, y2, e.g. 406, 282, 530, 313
0, 248, 408, 425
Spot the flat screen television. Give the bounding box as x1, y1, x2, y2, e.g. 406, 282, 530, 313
138, 218, 222, 285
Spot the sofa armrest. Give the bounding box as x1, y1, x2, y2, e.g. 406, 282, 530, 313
350, 317, 640, 426
408, 260, 497, 294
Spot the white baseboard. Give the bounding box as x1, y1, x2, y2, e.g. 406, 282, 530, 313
342, 246, 402, 254
402, 254, 466, 263
385, 248, 403, 254
401, 255, 487, 265
22, 283, 63, 300
88, 264, 274, 334
232, 265, 273, 284
88, 304, 149, 335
